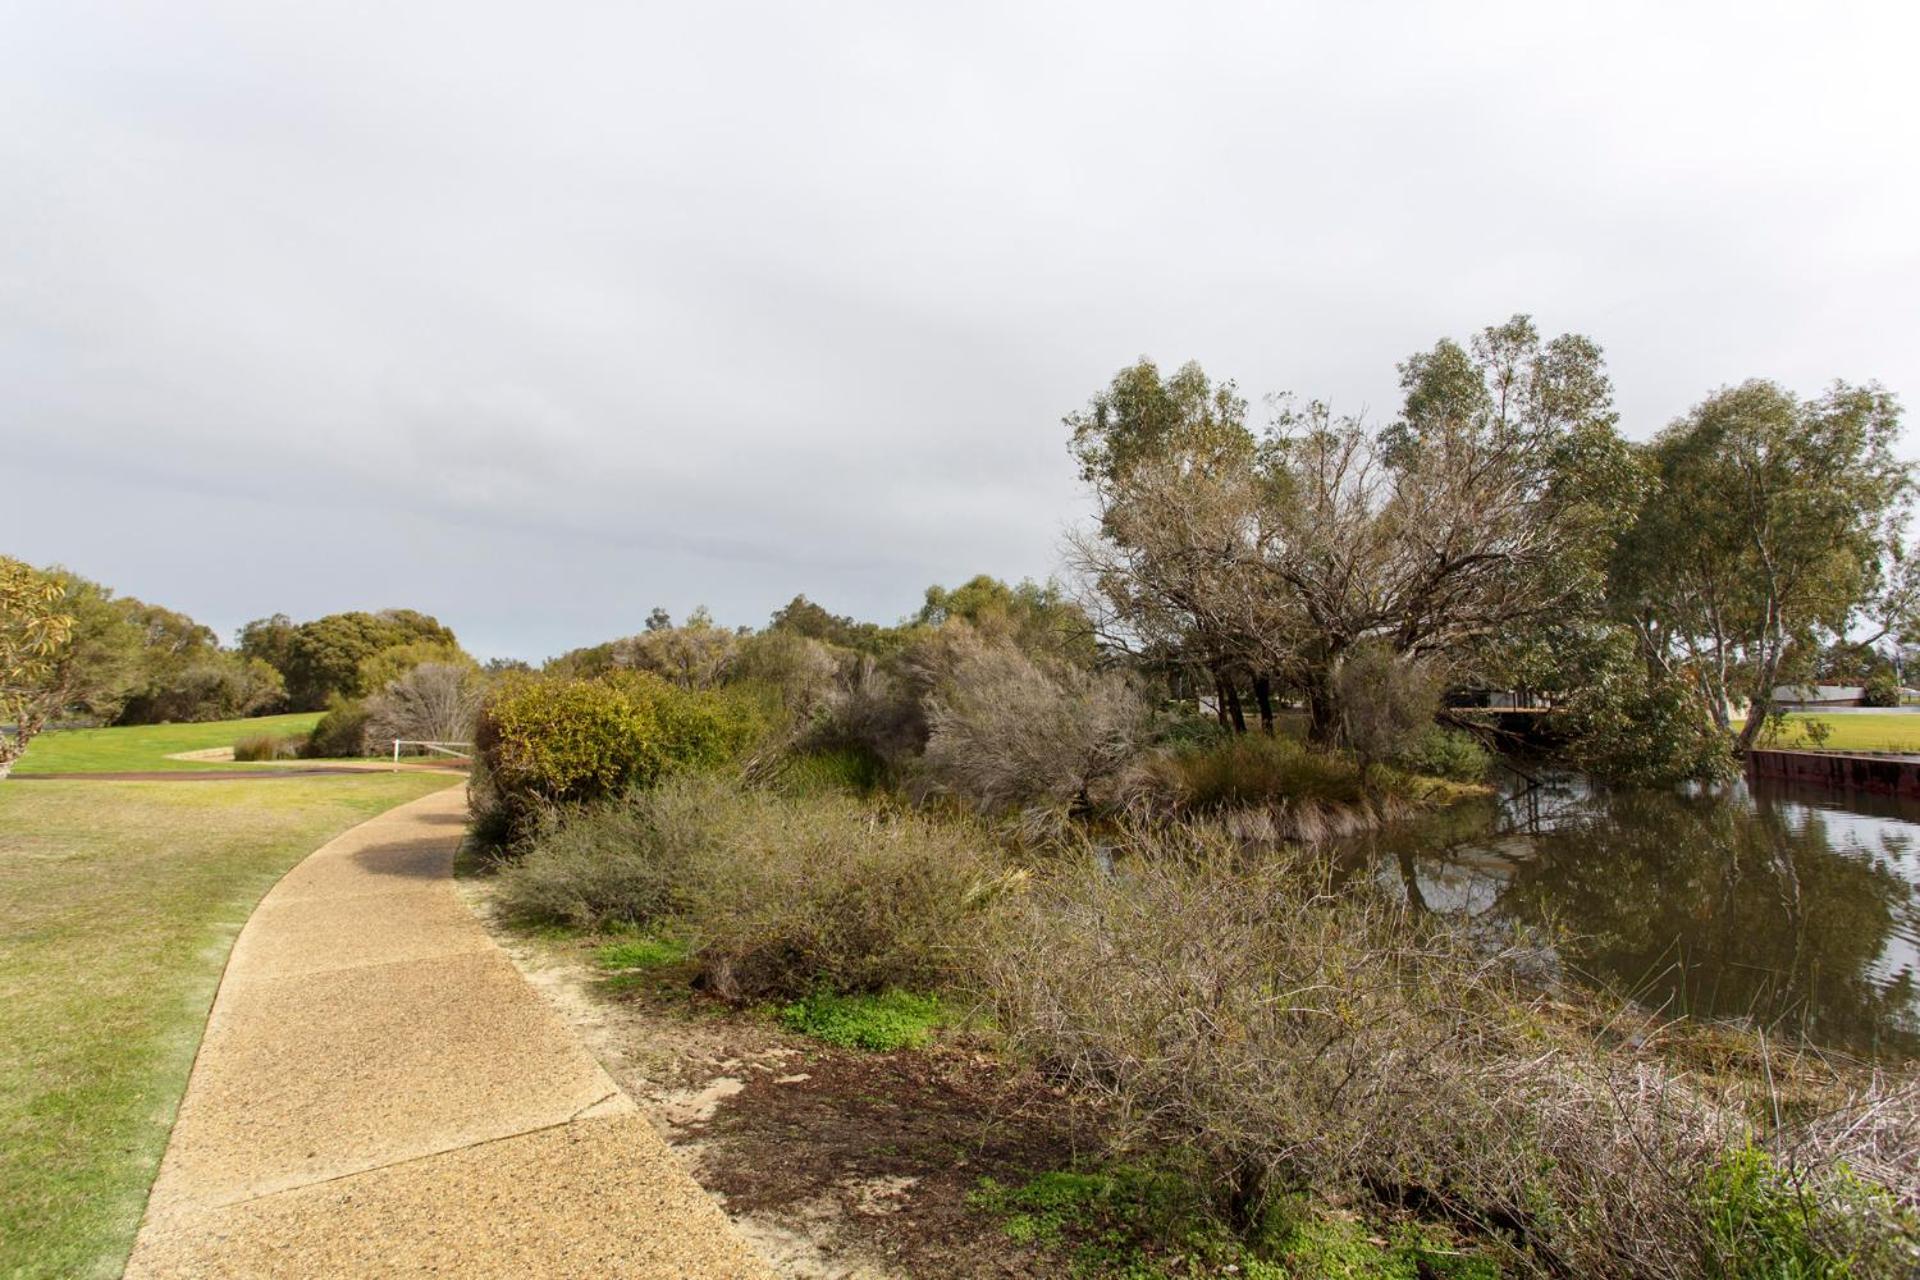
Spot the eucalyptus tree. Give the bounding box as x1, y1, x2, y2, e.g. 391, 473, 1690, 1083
1257, 317, 1634, 735
1066, 318, 1633, 742
1064, 358, 1276, 729
1612, 380, 1911, 749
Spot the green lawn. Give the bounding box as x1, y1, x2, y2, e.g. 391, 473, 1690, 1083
11, 713, 325, 774
0, 771, 458, 1278
1765, 711, 1920, 753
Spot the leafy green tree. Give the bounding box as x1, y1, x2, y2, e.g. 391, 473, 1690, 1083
0, 557, 74, 776
1547, 625, 1734, 784
33, 570, 271, 726
1066, 320, 1632, 742
356, 638, 474, 693
767, 594, 903, 655
915, 575, 1097, 665
236, 613, 298, 674
1613, 380, 1910, 749
270, 609, 461, 708
541, 642, 617, 680
1065, 358, 1263, 723
42, 572, 146, 723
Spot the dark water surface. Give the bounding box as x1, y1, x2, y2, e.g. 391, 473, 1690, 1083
1343, 772, 1920, 1063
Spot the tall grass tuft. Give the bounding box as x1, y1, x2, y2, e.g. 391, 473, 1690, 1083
232, 733, 301, 762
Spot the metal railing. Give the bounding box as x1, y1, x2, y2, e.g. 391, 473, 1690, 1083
390, 739, 473, 767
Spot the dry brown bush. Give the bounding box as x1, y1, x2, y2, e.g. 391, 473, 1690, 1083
807, 623, 992, 766
730, 629, 843, 717
362, 661, 482, 751
680, 784, 1012, 1001
976, 824, 1919, 1278
611, 617, 739, 689
494, 774, 1013, 1001
919, 639, 1150, 821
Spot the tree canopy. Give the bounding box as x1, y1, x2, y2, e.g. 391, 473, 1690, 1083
1, 557, 75, 775
1612, 380, 1911, 748
241, 608, 462, 709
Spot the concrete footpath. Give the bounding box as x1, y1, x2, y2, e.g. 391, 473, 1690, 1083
125, 785, 771, 1279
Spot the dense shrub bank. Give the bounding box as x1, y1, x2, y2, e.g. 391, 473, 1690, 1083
466, 581, 1914, 1277
982, 830, 1919, 1279
495, 766, 1917, 1278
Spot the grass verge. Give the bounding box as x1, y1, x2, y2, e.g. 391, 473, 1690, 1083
1766, 711, 1920, 753
13, 713, 325, 773
0, 771, 457, 1278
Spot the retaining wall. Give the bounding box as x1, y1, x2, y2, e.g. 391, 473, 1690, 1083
1745, 748, 1920, 798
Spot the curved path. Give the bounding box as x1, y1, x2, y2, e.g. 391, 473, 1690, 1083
124, 785, 770, 1279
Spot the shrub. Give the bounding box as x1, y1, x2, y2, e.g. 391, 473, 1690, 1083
731, 630, 843, 718
778, 990, 945, 1051
1862, 671, 1902, 708
611, 614, 739, 689
1393, 725, 1491, 782
302, 695, 371, 758
232, 733, 302, 761
119, 654, 287, 724
978, 827, 1917, 1279
920, 640, 1150, 819
1160, 733, 1367, 811
1334, 643, 1443, 768
471, 671, 764, 841
497, 776, 1010, 1001
676, 788, 1010, 1001
355, 640, 472, 697
491, 776, 737, 930
1151, 703, 1232, 751
809, 621, 1004, 766
811, 655, 924, 763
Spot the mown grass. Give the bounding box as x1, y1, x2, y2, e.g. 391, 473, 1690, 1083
0, 771, 457, 1278
1766, 711, 1920, 753
13, 712, 325, 774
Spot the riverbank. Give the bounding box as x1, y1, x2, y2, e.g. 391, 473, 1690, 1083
470, 764, 1920, 1279
465, 882, 1506, 1279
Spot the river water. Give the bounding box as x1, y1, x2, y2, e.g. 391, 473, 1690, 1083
1342, 772, 1920, 1063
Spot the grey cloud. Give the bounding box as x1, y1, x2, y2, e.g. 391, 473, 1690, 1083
4, 0, 1915, 658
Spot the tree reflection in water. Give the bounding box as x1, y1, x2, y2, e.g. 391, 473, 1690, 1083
1346, 775, 1920, 1062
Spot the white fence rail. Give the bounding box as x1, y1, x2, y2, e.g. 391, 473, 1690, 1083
390, 739, 473, 766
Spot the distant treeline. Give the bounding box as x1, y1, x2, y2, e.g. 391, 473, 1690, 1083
25, 567, 471, 727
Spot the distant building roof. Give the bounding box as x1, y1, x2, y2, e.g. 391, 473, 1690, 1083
1774, 684, 1865, 704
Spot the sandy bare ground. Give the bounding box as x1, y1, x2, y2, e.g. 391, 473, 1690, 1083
123, 786, 771, 1279
462, 887, 1097, 1280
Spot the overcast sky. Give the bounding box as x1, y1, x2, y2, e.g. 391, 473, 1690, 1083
5, 2, 1916, 659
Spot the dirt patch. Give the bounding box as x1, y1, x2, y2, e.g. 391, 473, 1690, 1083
464, 892, 1098, 1279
